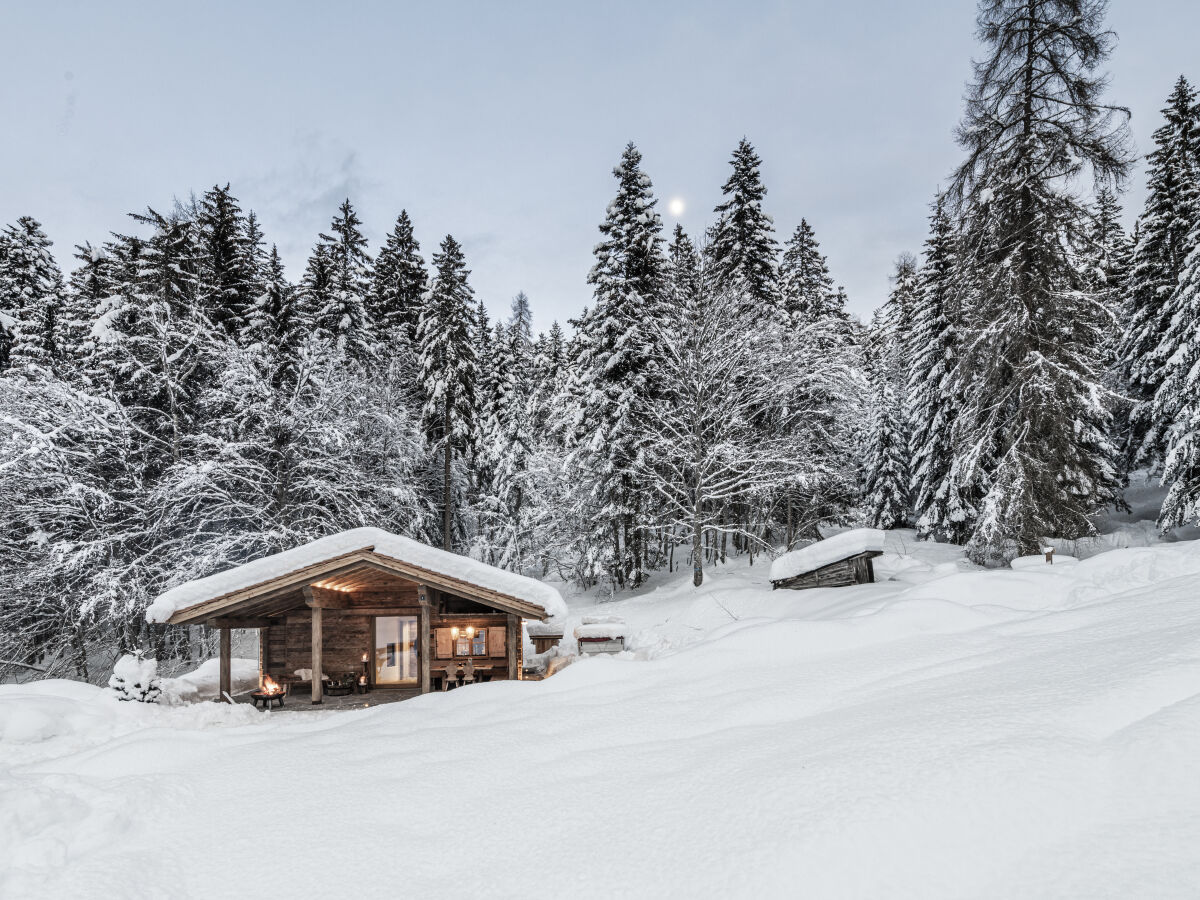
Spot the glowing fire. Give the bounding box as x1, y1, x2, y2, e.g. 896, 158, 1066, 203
260, 674, 283, 695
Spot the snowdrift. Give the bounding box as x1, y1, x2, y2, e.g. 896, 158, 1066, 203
5, 538, 1200, 897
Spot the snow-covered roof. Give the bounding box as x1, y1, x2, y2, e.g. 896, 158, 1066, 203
769, 529, 886, 582
147, 527, 566, 623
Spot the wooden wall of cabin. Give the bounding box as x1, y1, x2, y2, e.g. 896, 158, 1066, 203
431, 613, 515, 680
263, 609, 373, 682
261, 603, 525, 687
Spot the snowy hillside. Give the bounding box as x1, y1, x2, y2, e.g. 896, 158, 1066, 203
4, 533, 1200, 897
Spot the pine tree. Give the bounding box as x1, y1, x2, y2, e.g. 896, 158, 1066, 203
1118, 77, 1200, 469
243, 245, 307, 388
62, 241, 114, 370
315, 199, 375, 360
666, 224, 701, 304
300, 242, 333, 331
707, 139, 778, 310
242, 210, 268, 307
949, 0, 1132, 565
778, 219, 839, 324
0, 216, 65, 372
909, 193, 974, 541
1155, 220, 1200, 528
371, 209, 428, 345
196, 184, 254, 338
417, 235, 478, 550
573, 142, 667, 587
862, 309, 911, 529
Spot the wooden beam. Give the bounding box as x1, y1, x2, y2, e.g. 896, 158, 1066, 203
417, 585, 431, 694
302, 585, 356, 609
311, 605, 323, 704
207, 617, 274, 629
507, 614, 520, 681
219, 628, 232, 703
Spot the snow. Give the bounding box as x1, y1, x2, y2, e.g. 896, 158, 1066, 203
158, 657, 261, 704
573, 622, 626, 640
146, 526, 566, 622
1011, 553, 1080, 570
6, 533, 1200, 896
768, 527, 886, 581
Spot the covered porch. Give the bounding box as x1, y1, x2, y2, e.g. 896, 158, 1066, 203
148, 529, 563, 705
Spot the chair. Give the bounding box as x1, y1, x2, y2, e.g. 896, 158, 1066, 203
443, 664, 458, 691
462, 660, 475, 686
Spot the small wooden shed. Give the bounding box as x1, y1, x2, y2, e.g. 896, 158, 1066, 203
146, 528, 565, 704
769, 528, 886, 591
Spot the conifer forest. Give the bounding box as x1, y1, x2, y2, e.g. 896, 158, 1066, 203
3, 0, 1200, 681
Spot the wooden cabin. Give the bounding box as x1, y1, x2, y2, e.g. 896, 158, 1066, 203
768, 528, 886, 591
147, 528, 564, 704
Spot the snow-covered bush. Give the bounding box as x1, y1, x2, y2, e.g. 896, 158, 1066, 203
108, 653, 161, 703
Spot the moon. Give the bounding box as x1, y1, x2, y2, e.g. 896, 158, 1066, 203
668, 197, 686, 217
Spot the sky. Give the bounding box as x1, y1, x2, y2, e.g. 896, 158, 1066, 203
1, 0, 1197, 331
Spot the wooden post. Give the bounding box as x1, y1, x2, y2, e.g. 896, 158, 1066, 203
417, 585, 431, 694
219, 627, 232, 703
311, 606, 323, 705
507, 614, 520, 681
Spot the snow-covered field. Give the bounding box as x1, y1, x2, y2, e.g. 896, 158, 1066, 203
4, 532, 1200, 898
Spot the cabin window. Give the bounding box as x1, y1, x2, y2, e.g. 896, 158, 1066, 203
374, 616, 418, 685
453, 626, 488, 657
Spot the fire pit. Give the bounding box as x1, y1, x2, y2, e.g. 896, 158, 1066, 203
251, 675, 286, 710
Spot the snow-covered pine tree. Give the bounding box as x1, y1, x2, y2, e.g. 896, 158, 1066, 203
196, 184, 255, 339
572, 142, 667, 587
371, 209, 428, 346
300, 242, 334, 333
61, 241, 114, 372
417, 234, 478, 550
779, 219, 841, 324
1086, 187, 1132, 321
862, 307, 911, 529
243, 245, 307, 388
315, 199, 376, 360
242, 210, 268, 309
666, 224, 701, 303
1118, 77, 1200, 469
1155, 218, 1200, 528
880, 253, 919, 416
909, 193, 974, 542
950, 0, 1132, 566
707, 139, 779, 311
0, 216, 65, 372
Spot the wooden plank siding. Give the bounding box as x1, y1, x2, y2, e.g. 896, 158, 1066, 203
770, 551, 883, 591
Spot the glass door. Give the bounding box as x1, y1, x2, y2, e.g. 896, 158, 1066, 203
374, 616, 418, 685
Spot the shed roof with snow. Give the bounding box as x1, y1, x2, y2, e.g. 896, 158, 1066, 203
769, 528, 886, 590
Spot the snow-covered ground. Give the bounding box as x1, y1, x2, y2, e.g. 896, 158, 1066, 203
4, 531, 1200, 897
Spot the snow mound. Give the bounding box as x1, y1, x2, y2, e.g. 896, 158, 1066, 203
146, 527, 566, 622
159, 658, 261, 704
769, 528, 885, 581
